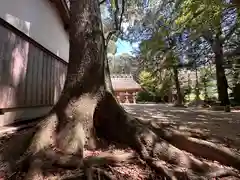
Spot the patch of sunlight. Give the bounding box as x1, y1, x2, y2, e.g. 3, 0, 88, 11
197, 114, 206, 118
5, 14, 31, 35
196, 117, 207, 121
179, 152, 191, 168
141, 118, 154, 121
30, 115, 57, 153
0, 111, 17, 126
169, 109, 188, 113
11, 39, 29, 87
178, 126, 209, 133
71, 93, 98, 118
143, 110, 151, 113
1, 26, 30, 107
165, 114, 181, 119
152, 113, 167, 119
132, 103, 158, 106
186, 122, 201, 125
212, 117, 231, 121
165, 114, 177, 118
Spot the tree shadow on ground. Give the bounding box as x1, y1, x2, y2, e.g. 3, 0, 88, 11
123, 104, 240, 149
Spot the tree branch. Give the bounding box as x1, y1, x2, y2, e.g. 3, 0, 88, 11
106, 30, 117, 45
221, 12, 240, 43
119, 0, 125, 30
202, 30, 214, 45
104, 0, 125, 46
99, 0, 106, 5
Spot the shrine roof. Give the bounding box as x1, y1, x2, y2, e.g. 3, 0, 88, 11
111, 74, 142, 91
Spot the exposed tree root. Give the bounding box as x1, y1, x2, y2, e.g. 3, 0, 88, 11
146, 124, 240, 170
94, 92, 240, 179
1, 0, 237, 178
60, 167, 115, 180
1, 93, 240, 180
163, 132, 240, 170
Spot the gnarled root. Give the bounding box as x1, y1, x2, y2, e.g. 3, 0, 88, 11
2, 91, 240, 179
95, 92, 240, 179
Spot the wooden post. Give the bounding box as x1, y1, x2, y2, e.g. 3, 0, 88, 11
117, 95, 120, 102
133, 92, 136, 104
125, 92, 129, 103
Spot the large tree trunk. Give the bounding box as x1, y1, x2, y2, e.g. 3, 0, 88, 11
213, 35, 230, 110
195, 68, 200, 101
173, 67, 183, 106
53, 0, 106, 151
1, 0, 240, 179
203, 65, 208, 100
2, 0, 107, 178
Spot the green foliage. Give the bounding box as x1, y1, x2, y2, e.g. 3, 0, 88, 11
138, 70, 172, 102
138, 71, 157, 93
137, 71, 158, 102
108, 53, 136, 74
136, 91, 158, 102
198, 66, 217, 99
175, 0, 223, 30
122, 0, 240, 105
139, 31, 178, 74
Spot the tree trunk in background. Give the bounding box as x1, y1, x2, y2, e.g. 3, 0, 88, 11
233, 0, 240, 7
195, 68, 200, 100
203, 64, 208, 100
3, 1, 240, 179
173, 67, 183, 105
203, 74, 208, 100
213, 35, 230, 110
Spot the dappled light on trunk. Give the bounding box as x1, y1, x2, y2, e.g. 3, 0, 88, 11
0, 0, 240, 179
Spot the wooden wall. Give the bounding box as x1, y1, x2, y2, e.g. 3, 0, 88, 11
0, 18, 67, 110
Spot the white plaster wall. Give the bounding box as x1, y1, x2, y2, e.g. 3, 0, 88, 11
0, 0, 69, 62
0, 107, 53, 127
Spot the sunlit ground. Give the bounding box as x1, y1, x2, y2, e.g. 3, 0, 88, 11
123, 103, 240, 149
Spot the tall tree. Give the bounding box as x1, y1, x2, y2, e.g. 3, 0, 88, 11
140, 30, 184, 105
176, 0, 240, 110
1, 0, 240, 179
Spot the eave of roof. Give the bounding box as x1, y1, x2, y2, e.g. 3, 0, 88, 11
50, 0, 70, 30
111, 74, 142, 92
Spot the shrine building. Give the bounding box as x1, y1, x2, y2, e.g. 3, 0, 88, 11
111, 74, 142, 103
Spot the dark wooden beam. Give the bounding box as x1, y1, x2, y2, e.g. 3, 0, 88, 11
0, 17, 68, 65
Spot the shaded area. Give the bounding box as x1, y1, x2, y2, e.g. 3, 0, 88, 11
124, 104, 240, 149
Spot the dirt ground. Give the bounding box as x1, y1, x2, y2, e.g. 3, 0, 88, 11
0, 104, 240, 179
123, 103, 240, 149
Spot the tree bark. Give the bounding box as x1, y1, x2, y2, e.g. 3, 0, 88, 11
195, 68, 200, 101
203, 29, 230, 110
104, 52, 114, 93
213, 35, 230, 109
52, 0, 107, 152
2, 0, 240, 179
4, 0, 108, 177
173, 67, 183, 106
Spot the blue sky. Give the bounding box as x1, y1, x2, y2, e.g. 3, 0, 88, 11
116, 39, 139, 55
116, 39, 133, 55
